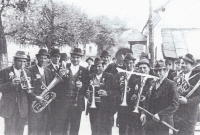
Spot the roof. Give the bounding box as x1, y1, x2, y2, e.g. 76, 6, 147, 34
161, 28, 200, 59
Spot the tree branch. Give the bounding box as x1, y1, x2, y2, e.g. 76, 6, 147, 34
4, 30, 17, 36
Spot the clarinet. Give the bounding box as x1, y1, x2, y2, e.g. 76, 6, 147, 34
74, 70, 82, 106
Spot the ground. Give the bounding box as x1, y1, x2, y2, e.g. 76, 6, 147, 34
0, 113, 200, 135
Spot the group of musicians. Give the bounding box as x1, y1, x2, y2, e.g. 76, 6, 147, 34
0, 47, 199, 135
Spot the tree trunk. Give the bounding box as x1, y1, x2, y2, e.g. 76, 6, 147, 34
0, 15, 8, 69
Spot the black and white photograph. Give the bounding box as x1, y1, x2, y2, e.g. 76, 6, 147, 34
0, 0, 200, 135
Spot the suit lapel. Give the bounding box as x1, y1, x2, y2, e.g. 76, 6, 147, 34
153, 78, 167, 98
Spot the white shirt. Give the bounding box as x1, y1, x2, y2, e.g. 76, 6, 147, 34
125, 69, 134, 81
36, 65, 44, 76
96, 73, 103, 80
70, 64, 80, 76
13, 67, 21, 78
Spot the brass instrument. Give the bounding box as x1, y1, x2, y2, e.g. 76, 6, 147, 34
20, 68, 34, 93
120, 73, 129, 106
87, 80, 97, 108
32, 73, 63, 113
185, 79, 200, 98
133, 76, 148, 113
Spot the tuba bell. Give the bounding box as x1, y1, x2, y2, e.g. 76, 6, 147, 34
32, 73, 64, 113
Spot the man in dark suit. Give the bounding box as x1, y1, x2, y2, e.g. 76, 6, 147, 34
50, 48, 89, 135
87, 57, 116, 135
28, 49, 54, 135
128, 58, 153, 135
174, 53, 200, 135
145, 60, 179, 135
0, 51, 32, 135
114, 53, 136, 135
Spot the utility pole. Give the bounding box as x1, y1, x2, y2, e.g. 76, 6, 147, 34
149, 0, 154, 66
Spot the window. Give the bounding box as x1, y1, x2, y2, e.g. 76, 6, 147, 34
89, 46, 92, 53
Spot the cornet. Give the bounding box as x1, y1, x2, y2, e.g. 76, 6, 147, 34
20, 68, 34, 93
87, 80, 97, 108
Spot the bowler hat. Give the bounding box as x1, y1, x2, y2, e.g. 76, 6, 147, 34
152, 60, 166, 70
100, 51, 111, 57
86, 57, 93, 62
94, 57, 103, 65
70, 48, 83, 56
36, 49, 49, 58
60, 53, 67, 61
49, 48, 61, 57
14, 51, 28, 59
181, 53, 195, 65
123, 53, 136, 61
138, 58, 150, 67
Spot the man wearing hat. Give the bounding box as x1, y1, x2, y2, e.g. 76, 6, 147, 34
0, 51, 32, 135
168, 58, 182, 81
50, 48, 89, 135
86, 57, 116, 135
174, 53, 200, 135
86, 57, 94, 74
28, 49, 54, 135
101, 50, 118, 75
145, 60, 179, 135
127, 58, 153, 135
114, 53, 136, 135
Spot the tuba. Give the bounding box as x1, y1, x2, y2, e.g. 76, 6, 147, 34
32, 73, 63, 113
32, 61, 67, 113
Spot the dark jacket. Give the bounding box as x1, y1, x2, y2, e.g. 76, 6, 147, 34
148, 78, 179, 126
0, 66, 31, 118
166, 69, 175, 80
174, 71, 200, 125
104, 63, 118, 75
87, 72, 116, 115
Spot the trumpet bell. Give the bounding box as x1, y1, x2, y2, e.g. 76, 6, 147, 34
133, 107, 139, 113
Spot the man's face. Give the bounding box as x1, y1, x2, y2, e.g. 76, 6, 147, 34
181, 59, 193, 73
87, 60, 93, 66
14, 58, 27, 70
139, 64, 150, 74
51, 55, 60, 65
70, 54, 82, 66
37, 55, 48, 67
154, 69, 166, 80
95, 63, 104, 75
175, 63, 181, 71
166, 60, 173, 70
101, 56, 111, 65
124, 60, 134, 71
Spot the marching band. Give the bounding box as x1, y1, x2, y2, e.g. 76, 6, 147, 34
0, 48, 200, 135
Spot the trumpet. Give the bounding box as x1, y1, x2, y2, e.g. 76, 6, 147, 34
87, 81, 97, 108
133, 76, 148, 113
74, 70, 82, 106
120, 73, 129, 106
20, 68, 34, 93
32, 73, 63, 113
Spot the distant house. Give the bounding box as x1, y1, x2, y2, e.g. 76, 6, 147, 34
85, 43, 98, 57
142, 0, 200, 68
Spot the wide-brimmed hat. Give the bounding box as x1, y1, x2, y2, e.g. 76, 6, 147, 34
181, 53, 195, 65
152, 60, 166, 70
138, 58, 150, 67
86, 57, 93, 62
70, 48, 83, 56
94, 57, 103, 65
49, 48, 61, 57
14, 51, 28, 59
60, 53, 67, 61
100, 50, 111, 57
36, 49, 49, 58
123, 53, 136, 61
